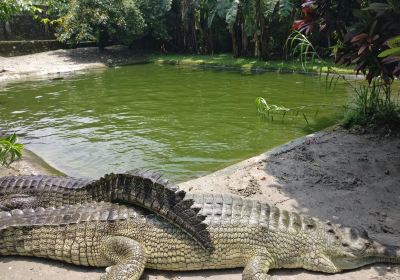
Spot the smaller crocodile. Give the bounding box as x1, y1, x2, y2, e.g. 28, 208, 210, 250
0, 171, 211, 248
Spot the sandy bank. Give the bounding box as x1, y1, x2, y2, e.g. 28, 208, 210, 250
0, 149, 63, 177
0, 128, 399, 279
0, 46, 148, 84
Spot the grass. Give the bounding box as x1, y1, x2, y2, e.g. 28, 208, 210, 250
150, 53, 355, 75
342, 82, 400, 131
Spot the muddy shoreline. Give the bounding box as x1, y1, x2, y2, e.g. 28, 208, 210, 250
0, 127, 399, 279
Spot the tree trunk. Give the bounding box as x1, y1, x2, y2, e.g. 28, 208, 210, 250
260, 24, 269, 59
208, 26, 214, 54
242, 33, 248, 56
238, 4, 248, 57
254, 0, 263, 58
4, 22, 11, 40
199, 7, 212, 54
231, 26, 239, 57
98, 28, 109, 50
181, 0, 197, 53
231, 4, 245, 58
189, 11, 197, 52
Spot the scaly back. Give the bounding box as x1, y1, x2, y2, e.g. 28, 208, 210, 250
0, 202, 137, 230
0, 171, 212, 248
187, 193, 319, 233
0, 175, 94, 209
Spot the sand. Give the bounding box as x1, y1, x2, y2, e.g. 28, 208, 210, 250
0, 46, 147, 84
0, 127, 399, 280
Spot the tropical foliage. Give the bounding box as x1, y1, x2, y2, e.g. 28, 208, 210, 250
2, 0, 300, 57
174, 0, 299, 58
292, 0, 361, 43
58, 0, 146, 47
136, 0, 172, 40
294, 0, 400, 83
55, 0, 173, 47
335, 0, 400, 84
0, 0, 41, 22
292, 0, 400, 129
0, 134, 24, 167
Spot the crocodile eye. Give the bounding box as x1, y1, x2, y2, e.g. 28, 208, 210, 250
342, 242, 349, 247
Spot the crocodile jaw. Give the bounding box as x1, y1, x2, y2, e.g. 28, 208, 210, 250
332, 241, 400, 271
369, 241, 400, 264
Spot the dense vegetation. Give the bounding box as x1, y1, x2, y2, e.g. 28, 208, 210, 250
0, 0, 40, 22
1, 1, 397, 68
2, 1, 398, 61
293, 0, 400, 130
1, 0, 302, 57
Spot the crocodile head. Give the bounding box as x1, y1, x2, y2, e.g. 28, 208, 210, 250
318, 225, 400, 272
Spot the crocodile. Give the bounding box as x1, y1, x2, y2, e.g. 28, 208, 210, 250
0, 171, 212, 248
0, 192, 399, 279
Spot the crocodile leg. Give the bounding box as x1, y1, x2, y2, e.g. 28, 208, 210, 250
243, 255, 273, 280
100, 236, 147, 280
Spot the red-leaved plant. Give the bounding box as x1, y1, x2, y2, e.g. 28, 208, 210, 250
294, 0, 400, 84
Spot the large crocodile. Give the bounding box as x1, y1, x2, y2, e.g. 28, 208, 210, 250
0, 176, 399, 279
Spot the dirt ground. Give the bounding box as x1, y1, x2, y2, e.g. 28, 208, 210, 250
0, 46, 147, 84
0, 127, 399, 279
0, 149, 64, 178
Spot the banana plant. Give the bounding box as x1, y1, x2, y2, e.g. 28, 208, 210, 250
205, 0, 294, 58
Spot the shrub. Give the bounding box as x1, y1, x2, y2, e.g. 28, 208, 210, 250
343, 82, 400, 129
0, 134, 24, 167
56, 0, 172, 48
0, 0, 41, 23
292, 0, 400, 130
335, 0, 400, 84
58, 0, 146, 48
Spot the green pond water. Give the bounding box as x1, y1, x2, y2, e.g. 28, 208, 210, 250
0, 64, 348, 181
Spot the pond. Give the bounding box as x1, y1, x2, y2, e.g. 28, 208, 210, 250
0, 64, 348, 181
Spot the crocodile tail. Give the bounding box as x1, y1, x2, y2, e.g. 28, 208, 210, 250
0, 175, 94, 210
0, 202, 132, 256
0, 175, 93, 191
88, 170, 212, 249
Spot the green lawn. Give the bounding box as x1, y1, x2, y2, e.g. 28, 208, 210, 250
150, 53, 355, 75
